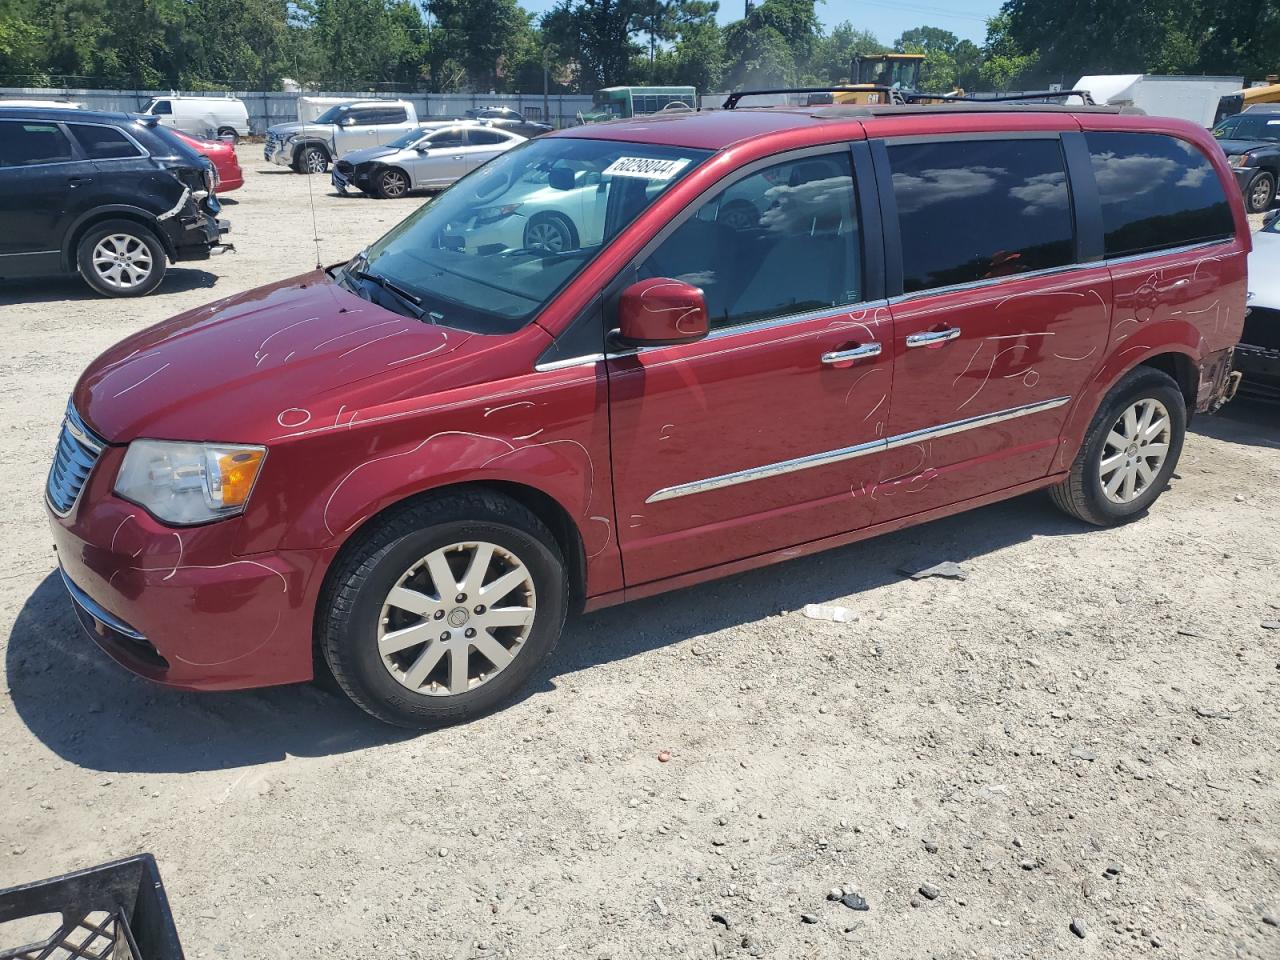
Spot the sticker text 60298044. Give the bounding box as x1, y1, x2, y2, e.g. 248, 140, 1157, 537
602, 157, 691, 181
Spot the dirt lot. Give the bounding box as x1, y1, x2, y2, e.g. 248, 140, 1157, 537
1, 146, 1277, 959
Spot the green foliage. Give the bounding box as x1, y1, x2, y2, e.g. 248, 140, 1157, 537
0, 0, 1271, 96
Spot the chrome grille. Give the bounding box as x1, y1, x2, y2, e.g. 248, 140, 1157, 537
264, 133, 280, 159
47, 404, 105, 516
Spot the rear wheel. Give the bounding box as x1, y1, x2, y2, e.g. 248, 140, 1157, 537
76, 220, 167, 298
1050, 367, 1186, 526
298, 144, 329, 174
320, 492, 568, 728
215, 126, 238, 143
374, 167, 411, 199
1245, 170, 1276, 213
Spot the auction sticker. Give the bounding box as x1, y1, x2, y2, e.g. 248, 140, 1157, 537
603, 156, 691, 180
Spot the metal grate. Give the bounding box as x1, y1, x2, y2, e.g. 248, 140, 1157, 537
46, 404, 104, 517
6, 910, 127, 960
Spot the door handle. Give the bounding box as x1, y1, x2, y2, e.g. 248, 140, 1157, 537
452, 154, 464, 160
821, 342, 882, 364
67, 176, 93, 187
906, 327, 961, 348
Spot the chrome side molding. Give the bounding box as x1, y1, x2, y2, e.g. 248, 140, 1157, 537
645, 395, 1071, 503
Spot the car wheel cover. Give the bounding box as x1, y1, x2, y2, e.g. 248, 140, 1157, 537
1251, 175, 1273, 210
526, 219, 569, 252
304, 149, 326, 173
376, 541, 536, 697
91, 234, 154, 290
1098, 397, 1171, 504
382, 171, 408, 197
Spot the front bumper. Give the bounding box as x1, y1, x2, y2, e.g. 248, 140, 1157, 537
331, 164, 370, 193
264, 137, 293, 167
47, 449, 327, 690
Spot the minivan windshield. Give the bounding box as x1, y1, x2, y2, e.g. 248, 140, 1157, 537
346, 137, 710, 332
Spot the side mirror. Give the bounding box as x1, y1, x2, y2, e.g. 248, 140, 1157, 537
615, 277, 709, 348
416, 145, 430, 153
548, 166, 576, 190
339, 116, 355, 127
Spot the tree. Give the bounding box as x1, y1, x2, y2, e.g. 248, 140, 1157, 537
999, 0, 1200, 78
810, 21, 885, 83
428, 0, 534, 91
542, 0, 643, 90
892, 25, 982, 93
980, 10, 1038, 91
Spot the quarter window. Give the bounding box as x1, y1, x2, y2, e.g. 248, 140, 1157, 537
0, 122, 74, 167
888, 138, 1075, 294
635, 153, 862, 330
1085, 132, 1234, 258
69, 124, 142, 160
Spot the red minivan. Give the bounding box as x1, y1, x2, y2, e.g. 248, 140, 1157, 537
47, 103, 1249, 726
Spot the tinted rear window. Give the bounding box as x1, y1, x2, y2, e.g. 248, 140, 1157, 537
1086, 132, 1234, 258
888, 138, 1075, 294
70, 124, 142, 159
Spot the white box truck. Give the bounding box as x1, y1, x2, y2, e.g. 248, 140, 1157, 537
1072, 75, 1244, 128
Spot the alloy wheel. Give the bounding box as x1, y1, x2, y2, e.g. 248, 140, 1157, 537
376, 541, 536, 696
91, 234, 154, 291
1250, 174, 1274, 212
1098, 398, 1171, 504
303, 148, 327, 173
381, 170, 409, 198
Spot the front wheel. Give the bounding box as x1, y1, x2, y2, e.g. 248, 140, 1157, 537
1245, 170, 1276, 213
1050, 367, 1186, 526
319, 492, 568, 727
523, 212, 577, 253
76, 220, 167, 297
298, 145, 329, 174
374, 167, 411, 199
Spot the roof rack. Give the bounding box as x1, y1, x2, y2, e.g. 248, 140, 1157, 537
722, 86, 1110, 111
809, 103, 1143, 118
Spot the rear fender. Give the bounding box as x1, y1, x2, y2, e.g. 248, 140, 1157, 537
1052, 320, 1201, 472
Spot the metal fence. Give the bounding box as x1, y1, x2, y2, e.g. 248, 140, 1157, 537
0, 87, 596, 134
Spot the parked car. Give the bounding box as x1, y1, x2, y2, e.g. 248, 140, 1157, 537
332, 124, 525, 198
138, 95, 249, 142
1236, 210, 1280, 399
461, 106, 554, 139
170, 129, 243, 193
1, 107, 229, 297
1211, 110, 1280, 212
49, 102, 1247, 727
265, 100, 418, 174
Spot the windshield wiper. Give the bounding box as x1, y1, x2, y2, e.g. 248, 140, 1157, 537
349, 268, 426, 320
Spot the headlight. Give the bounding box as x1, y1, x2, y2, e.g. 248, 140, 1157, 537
474, 202, 522, 224
114, 440, 266, 525
1228, 153, 1252, 168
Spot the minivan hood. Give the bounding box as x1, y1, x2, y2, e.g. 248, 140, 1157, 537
74, 274, 474, 444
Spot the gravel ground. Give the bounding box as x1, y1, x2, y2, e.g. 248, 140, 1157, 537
1, 146, 1277, 959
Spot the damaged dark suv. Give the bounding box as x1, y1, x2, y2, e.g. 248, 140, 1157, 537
0, 107, 230, 297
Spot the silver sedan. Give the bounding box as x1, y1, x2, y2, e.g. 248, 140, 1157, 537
332, 124, 526, 198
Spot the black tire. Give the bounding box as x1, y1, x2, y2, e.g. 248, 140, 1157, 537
297, 144, 329, 174
76, 219, 167, 298
1245, 170, 1276, 214
1050, 367, 1186, 526
523, 212, 577, 253
319, 491, 568, 728
374, 166, 411, 199
215, 126, 239, 143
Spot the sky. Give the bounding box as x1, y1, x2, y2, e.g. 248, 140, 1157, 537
518, 0, 1005, 46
